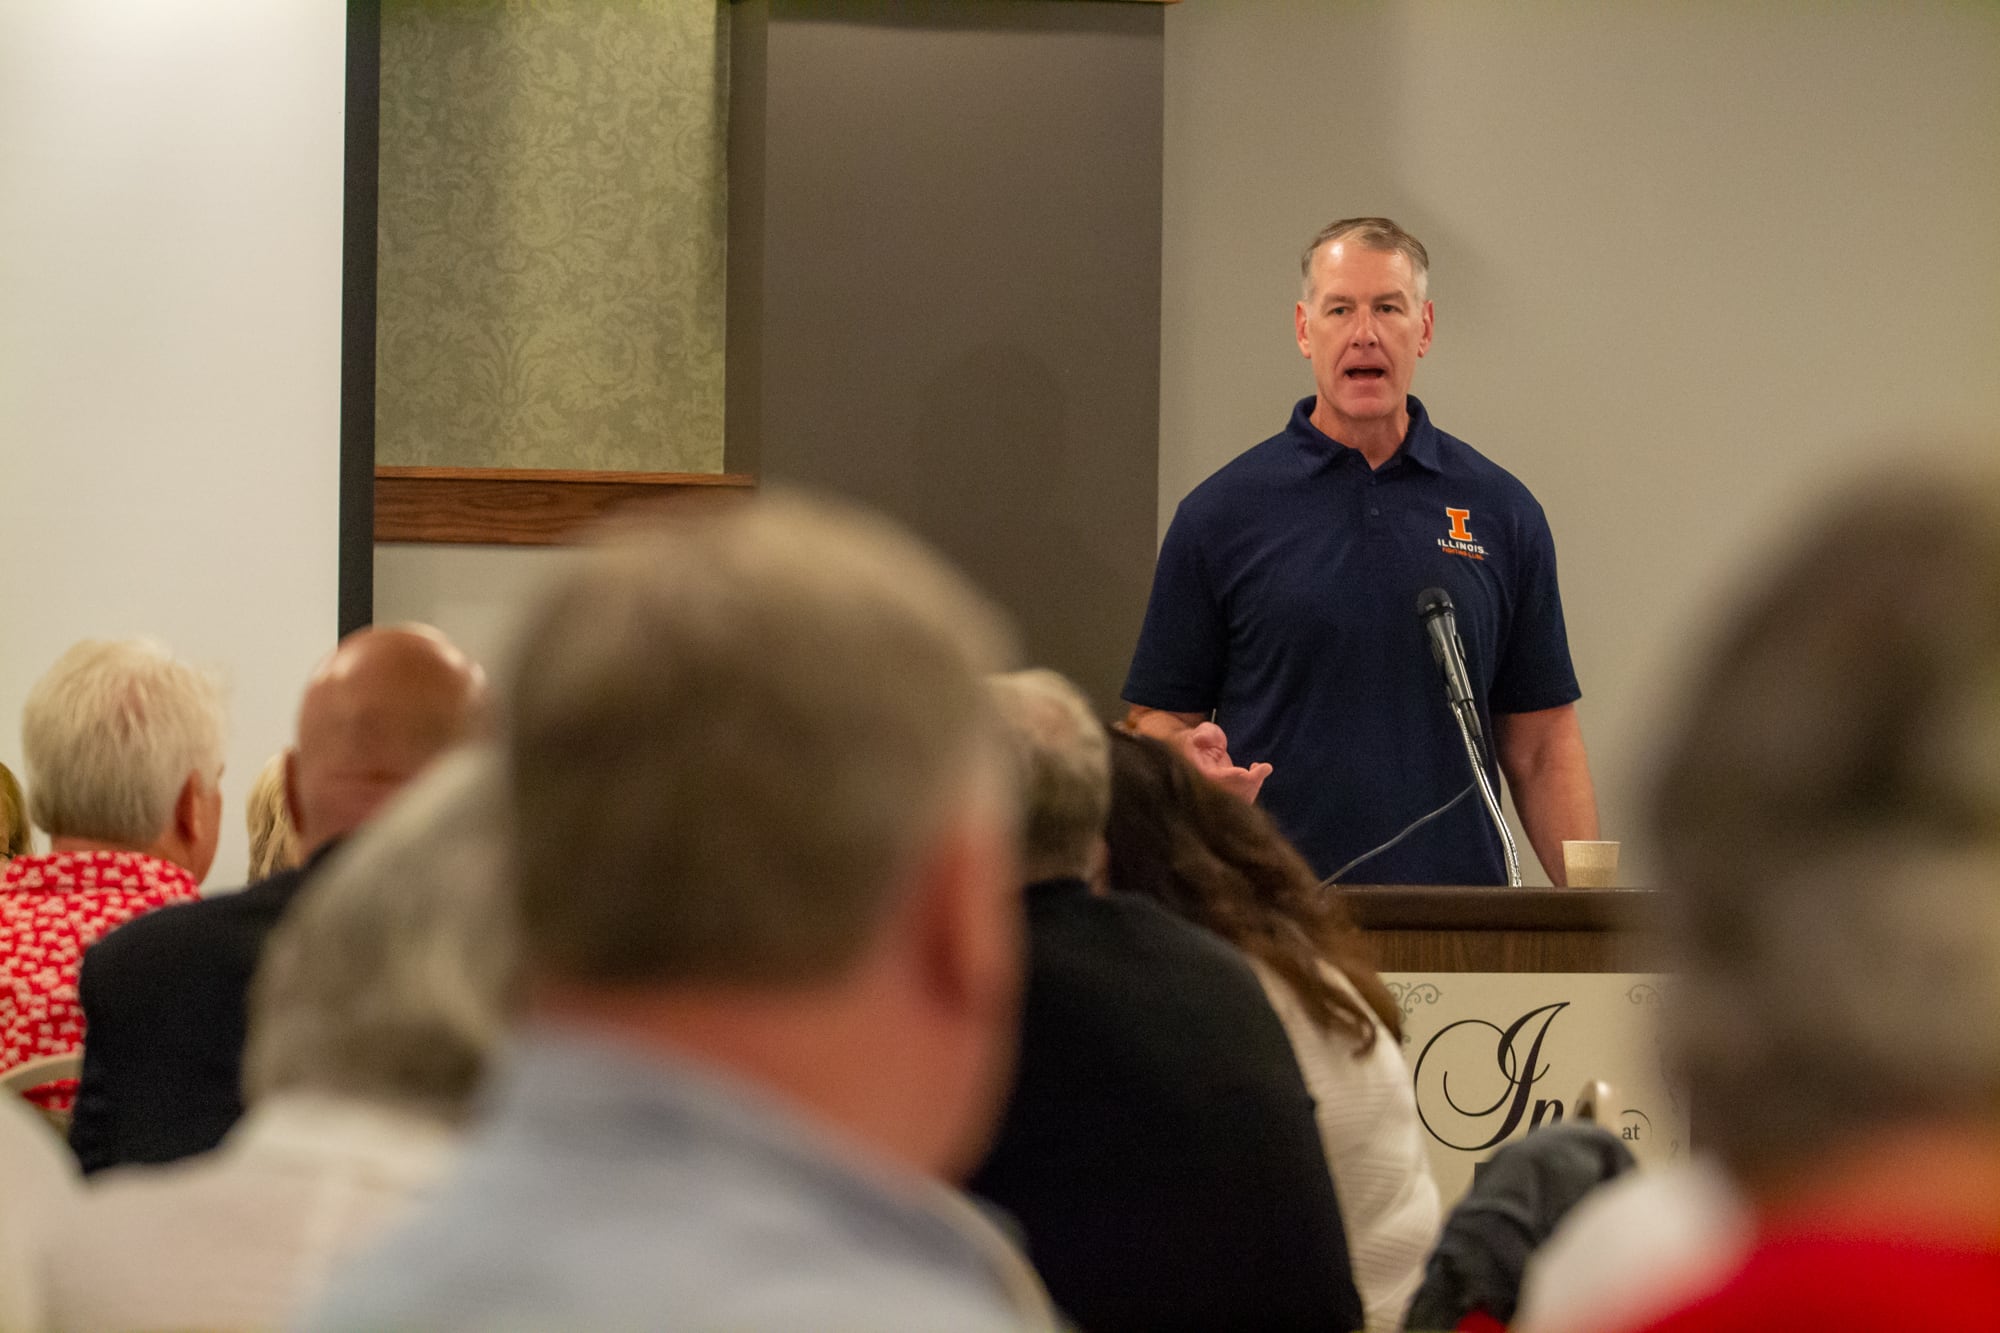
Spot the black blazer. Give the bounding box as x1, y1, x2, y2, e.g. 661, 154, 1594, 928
68, 852, 329, 1174
967, 877, 1366, 1333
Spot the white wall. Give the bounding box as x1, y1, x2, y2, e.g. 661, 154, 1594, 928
1162, 0, 2000, 884
373, 545, 588, 683
0, 1, 348, 888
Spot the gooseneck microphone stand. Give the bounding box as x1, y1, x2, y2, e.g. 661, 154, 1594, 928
1451, 693, 1522, 887
1418, 587, 1523, 887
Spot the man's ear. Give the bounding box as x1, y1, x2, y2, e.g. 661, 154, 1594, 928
908, 802, 1022, 1019
167, 768, 222, 883
173, 771, 207, 846
1295, 300, 1312, 358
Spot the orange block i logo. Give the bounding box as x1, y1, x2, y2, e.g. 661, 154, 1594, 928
1439, 507, 1488, 561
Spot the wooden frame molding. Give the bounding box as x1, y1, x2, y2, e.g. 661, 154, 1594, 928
375, 467, 757, 545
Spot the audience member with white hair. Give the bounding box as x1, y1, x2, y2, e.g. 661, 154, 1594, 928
968, 668, 1366, 1332
309, 494, 1057, 1331
42, 748, 514, 1332
0, 639, 224, 1112
68, 624, 486, 1173
1610, 468, 2000, 1331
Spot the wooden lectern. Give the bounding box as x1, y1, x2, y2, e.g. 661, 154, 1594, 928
1339, 887, 1680, 1195
1340, 885, 1664, 973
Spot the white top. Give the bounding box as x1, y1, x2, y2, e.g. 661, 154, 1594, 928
44, 1093, 458, 1332
1514, 1159, 1752, 1333
1250, 958, 1441, 1333
0, 1095, 78, 1333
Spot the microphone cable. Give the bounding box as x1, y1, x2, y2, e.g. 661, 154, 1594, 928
1319, 783, 1475, 887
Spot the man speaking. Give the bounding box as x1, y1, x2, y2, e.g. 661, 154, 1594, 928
1123, 217, 1597, 885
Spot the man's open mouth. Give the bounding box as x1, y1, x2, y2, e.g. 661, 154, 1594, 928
1343, 367, 1387, 380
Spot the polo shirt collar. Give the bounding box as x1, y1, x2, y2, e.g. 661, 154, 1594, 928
1288, 394, 1444, 475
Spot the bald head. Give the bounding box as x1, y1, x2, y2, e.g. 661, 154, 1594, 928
287, 625, 486, 855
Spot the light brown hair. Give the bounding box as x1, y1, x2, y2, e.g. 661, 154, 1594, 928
1652, 466, 2000, 1182
507, 492, 1016, 986
1300, 216, 1431, 303
1105, 730, 1400, 1052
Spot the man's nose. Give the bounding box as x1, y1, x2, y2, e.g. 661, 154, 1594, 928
1349, 310, 1379, 345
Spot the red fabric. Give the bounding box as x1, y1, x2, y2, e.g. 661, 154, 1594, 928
1628, 1232, 2000, 1333
1455, 1312, 1508, 1333
1, 850, 198, 1111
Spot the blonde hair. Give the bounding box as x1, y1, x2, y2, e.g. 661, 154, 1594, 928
245, 751, 301, 880
508, 491, 1016, 986
22, 638, 225, 846
0, 762, 30, 859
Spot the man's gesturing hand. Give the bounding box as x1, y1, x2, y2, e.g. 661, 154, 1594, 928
1178, 721, 1272, 804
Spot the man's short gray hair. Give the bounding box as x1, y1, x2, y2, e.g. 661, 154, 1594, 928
507, 491, 1017, 987
22, 638, 226, 847
988, 670, 1109, 880
1651, 466, 2000, 1184
1300, 216, 1431, 304
244, 747, 517, 1119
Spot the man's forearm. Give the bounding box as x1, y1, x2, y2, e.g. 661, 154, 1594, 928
1495, 705, 1599, 886
1123, 704, 1204, 741
1511, 760, 1599, 886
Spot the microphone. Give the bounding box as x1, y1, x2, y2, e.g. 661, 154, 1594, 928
1416, 587, 1480, 745
1416, 585, 1522, 885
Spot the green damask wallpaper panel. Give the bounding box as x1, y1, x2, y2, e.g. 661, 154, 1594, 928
376, 0, 727, 473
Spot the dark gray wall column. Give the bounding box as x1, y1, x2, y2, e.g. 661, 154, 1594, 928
728, 0, 1163, 715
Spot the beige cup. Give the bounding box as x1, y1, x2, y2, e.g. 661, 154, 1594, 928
1563, 840, 1619, 888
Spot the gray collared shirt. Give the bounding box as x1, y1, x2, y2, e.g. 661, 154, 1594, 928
303, 1028, 1055, 1332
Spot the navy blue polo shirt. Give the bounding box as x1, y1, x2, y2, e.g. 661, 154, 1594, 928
1123, 396, 1579, 884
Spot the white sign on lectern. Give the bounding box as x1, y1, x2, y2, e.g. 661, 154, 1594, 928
1382, 972, 1686, 1204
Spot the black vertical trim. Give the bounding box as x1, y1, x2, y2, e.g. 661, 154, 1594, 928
337, 0, 381, 637
723, 0, 768, 478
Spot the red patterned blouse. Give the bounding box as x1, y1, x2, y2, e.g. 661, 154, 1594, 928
1, 850, 199, 1111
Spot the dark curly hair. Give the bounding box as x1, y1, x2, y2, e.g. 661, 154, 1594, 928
1104, 729, 1399, 1052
